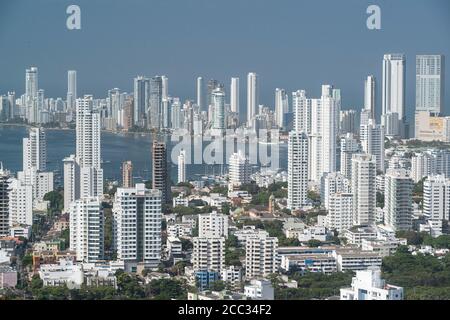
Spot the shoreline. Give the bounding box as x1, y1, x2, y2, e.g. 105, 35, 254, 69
0, 123, 153, 136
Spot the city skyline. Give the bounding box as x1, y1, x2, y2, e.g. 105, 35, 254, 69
1, 0, 450, 123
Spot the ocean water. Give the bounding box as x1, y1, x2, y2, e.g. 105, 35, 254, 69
0, 125, 288, 186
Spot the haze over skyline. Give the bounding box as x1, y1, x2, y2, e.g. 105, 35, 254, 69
1, 0, 450, 122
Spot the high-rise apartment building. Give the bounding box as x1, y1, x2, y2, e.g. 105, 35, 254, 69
229, 151, 251, 188
122, 161, 133, 188
384, 169, 413, 231
113, 184, 162, 268
287, 131, 308, 210
245, 235, 278, 279
152, 141, 171, 205
416, 55, 445, 115
69, 197, 104, 262
247, 72, 258, 126
351, 154, 377, 226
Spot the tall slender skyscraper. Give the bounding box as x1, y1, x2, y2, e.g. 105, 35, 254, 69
25, 67, 38, 123
23, 127, 47, 171
122, 161, 133, 188
360, 119, 385, 173
152, 141, 171, 204
197, 77, 204, 111
416, 55, 445, 115
0, 164, 10, 237
247, 72, 258, 126
364, 75, 376, 120
275, 88, 288, 129
177, 150, 186, 184
69, 197, 104, 262
287, 131, 309, 210
212, 88, 226, 130
67, 70, 77, 111
133, 76, 150, 127
75, 95, 103, 199
351, 154, 377, 226
149, 76, 163, 129
230, 77, 239, 115
292, 90, 311, 134
382, 54, 406, 137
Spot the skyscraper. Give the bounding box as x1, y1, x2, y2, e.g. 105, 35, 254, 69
416, 55, 445, 115
23, 127, 47, 172
230, 77, 239, 115
340, 133, 360, 179
76, 95, 103, 198
287, 131, 309, 210
247, 72, 258, 126
113, 184, 162, 268
152, 141, 171, 204
133, 76, 150, 127
0, 164, 10, 237
197, 77, 204, 111
67, 70, 77, 111
275, 88, 288, 129
149, 76, 163, 129
69, 197, 104, 262
292, 90, 311, 134
351, 154, 377, 226
364, 75, 376, 120
25, 67, 38, 123
360, 119, 385, 173
384, 169, 413, 231
212, 88, 226, 130
177, 150, 186, 184
122, 161, 133, 188
309, 85, 338, 183
382, 54, 406, 137
228, 151, 251, 189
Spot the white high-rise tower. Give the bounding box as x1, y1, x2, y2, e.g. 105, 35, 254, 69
382, 54, 406, 137
67, 70, 77, 111
287, 131, 309, 210
23, 127, 47, 172
416, 55, 445, 115
230, 77, 239, 114
178, 149, 186, 184
247, 72, 258, 126
364, 75, 376, 120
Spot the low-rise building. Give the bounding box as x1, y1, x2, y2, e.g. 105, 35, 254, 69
244, 279, 274, 300
333, 248, 382, 272
38, 259, 84, 289
340, 267, 404, 300
0, 266, 17, 289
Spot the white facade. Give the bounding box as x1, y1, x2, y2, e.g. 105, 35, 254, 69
340, 267, 403, 300
384, 169, 413, 231
63, 155, 79, 212
69, 197, 104, 262
423, 175, 450, 237
292, 90, 311, 134
382, 54, 406, 137
244, 279, 274, 300
23, 127, 46, 171
38, 259, 84, 289
327, 193, 353, 233
8, 178, 33, 226
178, 149, 186, 183
287, 131, 308, 210
247, 72, 258, 125
229, 151, 251, 188
364, 75, 376, 120
113, 184, 162, 268
340, 133, 359, 179
191, 237, 225, 272
245, 235, 278, 279
275, 88, 288, 129
416, 55, 445, 115
198, 211, 229, 239
230, 77, 239, 114
321, 172, 350, 210
352, 154, 377, 226
360, 119, 385, 173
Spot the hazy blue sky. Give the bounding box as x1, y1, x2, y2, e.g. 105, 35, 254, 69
0, 0, 449, 123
